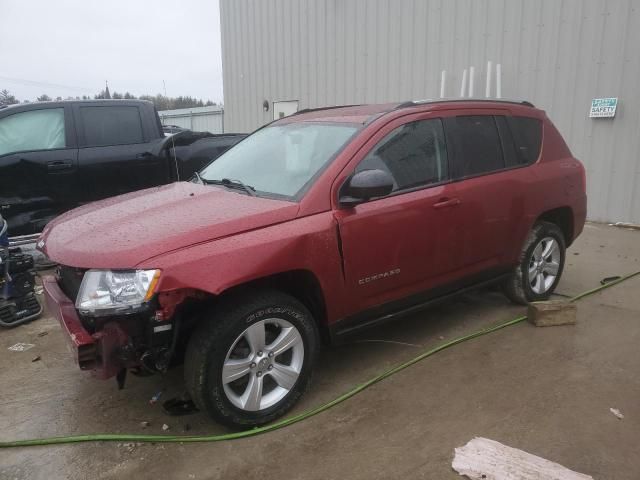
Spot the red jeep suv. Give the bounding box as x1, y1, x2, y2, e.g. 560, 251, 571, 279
39, 100, 586, 427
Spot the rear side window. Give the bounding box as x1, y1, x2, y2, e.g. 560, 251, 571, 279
0, 108, 66, 156
80, 106, 144, 147
445, 116, 504, 178
356, 118, 448, 192
507, 116, 542, 165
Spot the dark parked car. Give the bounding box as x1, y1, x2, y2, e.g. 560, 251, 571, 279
0, 100, 245, 237
40, 100, 586, 428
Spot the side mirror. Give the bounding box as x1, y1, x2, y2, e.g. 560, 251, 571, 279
339, 169, 394, 207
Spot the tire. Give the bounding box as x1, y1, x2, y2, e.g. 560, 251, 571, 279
184, 289, 319, 428
503, 221, 566, 305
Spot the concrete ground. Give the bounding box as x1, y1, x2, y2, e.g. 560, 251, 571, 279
1, 222, 639, 480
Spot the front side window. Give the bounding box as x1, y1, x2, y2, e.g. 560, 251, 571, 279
0, 108, 66, 156
446, 115, 504, 177
200, 122, 358, 198
80, 106, 144, 147
356, 118, 448, 192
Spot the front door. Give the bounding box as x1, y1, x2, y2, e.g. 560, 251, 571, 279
0, 105, 79, 235
335, 116, 461, 314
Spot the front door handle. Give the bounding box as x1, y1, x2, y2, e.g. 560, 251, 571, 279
46, 160, 73, 171
433, 197, 461, 209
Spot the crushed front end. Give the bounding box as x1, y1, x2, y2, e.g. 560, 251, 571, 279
43, 266, 196, 386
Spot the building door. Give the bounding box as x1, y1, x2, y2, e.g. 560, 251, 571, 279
273, 100, 299, 120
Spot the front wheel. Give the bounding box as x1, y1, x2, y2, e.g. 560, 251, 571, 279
503, 221, 566, 304
184, 290, 318, 428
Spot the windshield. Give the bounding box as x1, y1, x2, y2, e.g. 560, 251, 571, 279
199, 122, 358, 198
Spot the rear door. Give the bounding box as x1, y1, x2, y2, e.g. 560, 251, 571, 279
335, 115, 461, 314
74, 104, 170, 204
0, 105, 79, 235
442, 112, 531, 274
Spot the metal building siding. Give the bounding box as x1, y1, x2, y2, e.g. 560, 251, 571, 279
158, 106, 224, 133
221, 0, 640, 223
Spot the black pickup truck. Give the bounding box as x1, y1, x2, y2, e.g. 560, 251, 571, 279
0, 100, 245, 237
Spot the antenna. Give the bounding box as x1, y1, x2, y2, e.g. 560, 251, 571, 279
160, 79, 177, 180
170, 132, 179, 181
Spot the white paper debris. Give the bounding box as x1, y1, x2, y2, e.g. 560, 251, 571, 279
452, 437, 593, 480
8, 343, 35, 352
610, 408, 624, 419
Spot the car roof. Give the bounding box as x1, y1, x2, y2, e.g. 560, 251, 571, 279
273, 98, 541, 126
0, 99, 154, 114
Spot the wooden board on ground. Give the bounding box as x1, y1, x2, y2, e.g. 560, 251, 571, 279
452, 437, 593, 479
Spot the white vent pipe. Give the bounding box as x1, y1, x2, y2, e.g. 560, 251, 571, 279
460, 69, 468, 97
485, 61, 492, 97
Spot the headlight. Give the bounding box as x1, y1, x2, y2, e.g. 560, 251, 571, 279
76, 269, 161, 316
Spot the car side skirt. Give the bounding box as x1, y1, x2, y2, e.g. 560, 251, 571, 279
329, 268, 511, 343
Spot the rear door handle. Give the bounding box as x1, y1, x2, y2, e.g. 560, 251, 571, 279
136, 152, 154, 159
433, 197, 461, 209
46, 160, 73, 171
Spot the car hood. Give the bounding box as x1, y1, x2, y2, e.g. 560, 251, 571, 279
39, 182, 299, 269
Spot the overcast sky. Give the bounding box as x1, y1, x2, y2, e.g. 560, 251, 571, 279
0, 0, 223, 103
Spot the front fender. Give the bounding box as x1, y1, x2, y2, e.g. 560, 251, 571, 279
138, 212, 348, 323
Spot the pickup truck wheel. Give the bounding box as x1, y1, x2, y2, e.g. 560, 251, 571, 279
184, 290, 318, 428
503, 221, 566, 305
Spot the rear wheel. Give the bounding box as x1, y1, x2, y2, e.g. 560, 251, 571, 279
503, 221, 566, 304
184, 290, 318, 428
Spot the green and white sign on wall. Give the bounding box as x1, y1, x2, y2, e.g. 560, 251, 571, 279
589, 97, 618, 118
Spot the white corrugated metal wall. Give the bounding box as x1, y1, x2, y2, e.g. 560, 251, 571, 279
220, 0, 640, 224
158, 106, 224, 133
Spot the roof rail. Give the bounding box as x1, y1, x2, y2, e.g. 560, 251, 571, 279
395, 100, 424, 109
394, 98, 536, 109
292, 104, 363, 116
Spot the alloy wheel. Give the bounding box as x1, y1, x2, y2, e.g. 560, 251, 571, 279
222, 319, 304, 412
528, 236, 561, 294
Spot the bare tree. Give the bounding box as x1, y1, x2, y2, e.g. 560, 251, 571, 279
11, 87, 217, 109
0, 89, 19, 106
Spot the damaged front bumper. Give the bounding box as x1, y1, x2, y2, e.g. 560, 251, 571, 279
42, 275, 132, 379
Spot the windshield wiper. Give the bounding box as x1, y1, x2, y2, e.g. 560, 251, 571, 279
192, 171, 204, 184
202, 177, 256, 196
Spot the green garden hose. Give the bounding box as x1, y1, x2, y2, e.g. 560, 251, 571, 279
2, 270, 639, 448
